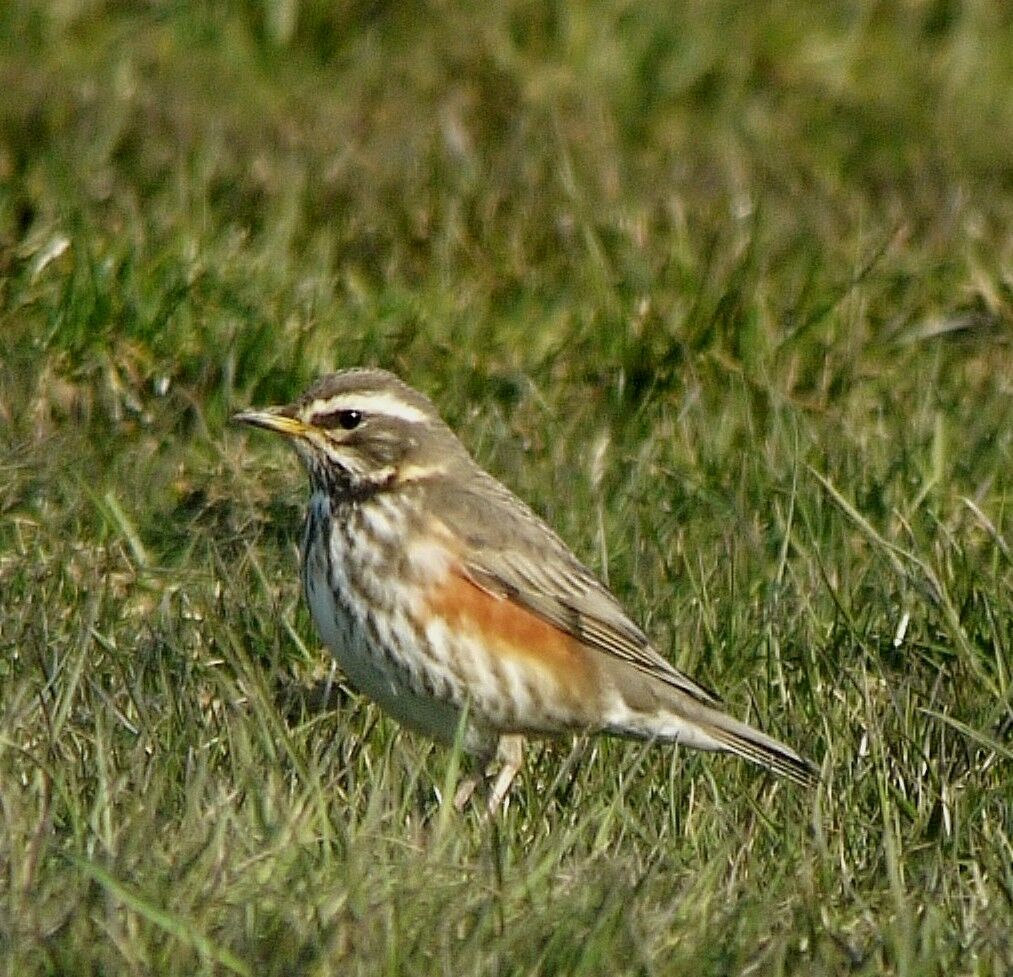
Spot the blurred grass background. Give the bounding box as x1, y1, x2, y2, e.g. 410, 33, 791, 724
1, 1, 1010, 974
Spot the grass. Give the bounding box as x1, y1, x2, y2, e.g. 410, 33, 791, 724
1, 1, 1011, 974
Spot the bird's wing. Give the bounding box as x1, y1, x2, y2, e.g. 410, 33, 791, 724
429, 471, 722, 708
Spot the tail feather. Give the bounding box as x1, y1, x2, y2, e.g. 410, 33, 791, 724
601, 659, 819, 786
700, 711, 819, 787
607, 694, 818, 787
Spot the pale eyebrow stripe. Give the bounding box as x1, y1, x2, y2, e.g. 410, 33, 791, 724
315, 391, 432, 424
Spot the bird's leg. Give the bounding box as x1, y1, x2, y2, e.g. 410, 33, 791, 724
452, 770, 481, 811
486, 734, 525, 815
452, 737, 491, 811
452, 735, 526, 813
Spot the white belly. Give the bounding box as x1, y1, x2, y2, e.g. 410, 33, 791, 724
301, 493, 471, 749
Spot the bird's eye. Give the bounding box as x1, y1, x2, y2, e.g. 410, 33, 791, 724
313, 407, 365, 431
336, 409, 362, 430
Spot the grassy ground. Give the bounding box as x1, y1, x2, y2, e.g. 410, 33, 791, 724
1, 1, 1011, 974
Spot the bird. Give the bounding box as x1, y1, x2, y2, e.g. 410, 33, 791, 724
234, 368, 817, 812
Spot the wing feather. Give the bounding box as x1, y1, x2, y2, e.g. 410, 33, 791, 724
429, 470, 721, 707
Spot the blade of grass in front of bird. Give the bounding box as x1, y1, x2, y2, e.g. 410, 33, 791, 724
69, 855, 252, 977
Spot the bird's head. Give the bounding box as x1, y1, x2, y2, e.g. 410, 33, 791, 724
234, 368, 466, 499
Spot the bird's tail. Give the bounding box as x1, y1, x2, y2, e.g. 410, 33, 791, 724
608, 691, 818, 787
689, 705, 819, 786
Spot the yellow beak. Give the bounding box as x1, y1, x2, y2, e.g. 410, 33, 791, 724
232, 407, 309, 437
